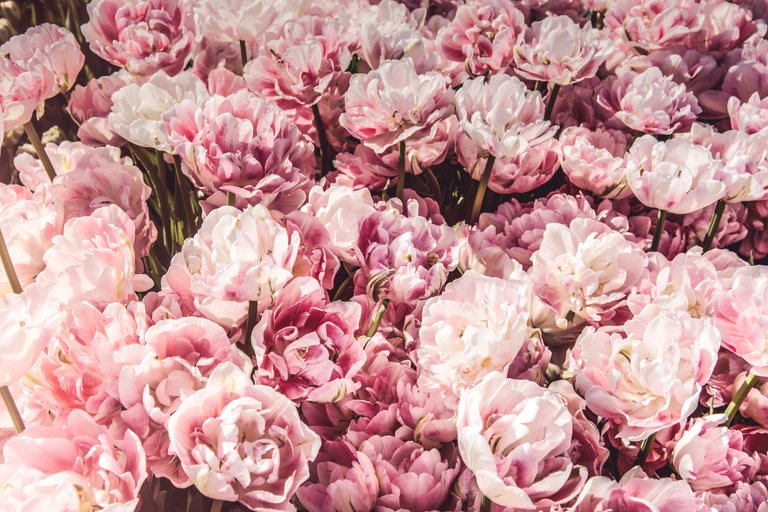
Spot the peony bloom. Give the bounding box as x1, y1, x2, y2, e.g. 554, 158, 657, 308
689, 0, 757, 53
68, 71, 131, 146
604, 0, 704, 52
244, 16, 353, 108
598, 68, 701, 135
729, 92, 768, 135
357, 0, 425, 70
671, 414, 757, 491
530, 218, 648, 325
163, 205, 304, 330
82, 0, 194, 76
339, 58, 453, 154
714, 265, 768, 377
13, 140, 117, 191
330, 143, 398, 191
164, 89, 314, 207
457, 372, 587, 508
193, 0, 280, 44
571, 467, 697, 511
167, 362, 321, 510
0, 24, 83, 131
455, 73, 555, 160
567, 303, 721, 441
417, 270, 531, 404
513, 15, 606, 86
560, 125, 631, 199
0, 184, 58, 294
109, 70, 209, 151
3, 409, 147, 510
0, 464, 85, 511
697, 481, 768, 512
626, 136, 726, 215
437, 0, 526, 77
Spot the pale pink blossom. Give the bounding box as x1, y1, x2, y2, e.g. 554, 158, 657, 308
358, 0, 425, 70
244, 16, 353, 108
571, 467, 697, 511
82, 0, 194, 76
339, 58, 453, 154
688, 0, 757, 53
68, 71, 131, 146
457, 372, 587, 509
626, 136, 726, 214
330, 143, 398, 190
697, 481, 768, 512
0, 184, 58, 294
513, 15, 605, 85
530, 217, 648, 325
598, 68, 701, 135
193, 0, 281, 44
714, 265, 768, 377
164, 90, 314, 207
437, 0, 526, 76
455, 73, 555, 160
672, 414, 757, 491
416, 270, 530, 404
622, 47, 722, 96
167, 362, 320, 510
567, 304, 721, 441
0, 464, 84, 512
560, 125, 632, 199
604, 0, 705, 51
13, 140, 119, 191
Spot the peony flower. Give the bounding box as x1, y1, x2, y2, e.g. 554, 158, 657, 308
626, 135, 726, 215
330, 143, 398, 191
688, 0, 757, 53
671, 414, 757, 491
571, 467, 697, 511
456, 372, 587, 508
597, 68, 701, 135
162, 205, 304, 330
358, 0, 425, 70
560, 125, 632, 199
714, 265, 768, 377
604, 0, 705, 52
244, 16, 353, 108
567, 303, 721, 441
82, 0, 194, 76
697, 481, 768, 512
455, 73, 555, 160
417, 269, 530, 404
729, 92, 768, 135
193, 0, 281, 44
164, 89, 314, 207
0, 464, 84, 511
339, 58, 453, 154
513, 15, 606, 86
530, 217, 648, 325
167, 362, 321, 510
437, 0, 526, 77
68, 71, 131, 146
108, 70, 209, 151
13, 140, 118, 191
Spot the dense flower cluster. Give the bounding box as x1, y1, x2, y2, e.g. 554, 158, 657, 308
1, 0, 768, 511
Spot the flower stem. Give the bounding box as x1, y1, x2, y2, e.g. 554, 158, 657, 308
239, 40, 248, 70
0, 229, 22, 295
634, 432, 656, 467
366, 299, 390, 337
210, 499, 224, 512
23, 122, 56, 181
470, 155, 496, 224
479, 496, 493, 512
312, 103, 332, 176
227, 191, 236, 207
650, 209, 667, 252
724, 373, 761, 426
544, 83, 561, 122
396, 140, 406, 203
0, 386, 24, 433
702, 199, 726, 252
242, 300, 257, 359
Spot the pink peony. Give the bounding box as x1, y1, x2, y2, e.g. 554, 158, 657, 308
568, 303, 721, 441
164, 89, 314, 207
455, 73, 555, 160
167, 362, 320, 510
604, 0, 704, 52
688, 0, 757, 53
571, 467, 697, 511
672, 414, 757, 491
560, 125, 632, 199
330, 143, 399, 191
416, 269, 531, 404
193, 0, 281, 44
729, 92, 768, 135
697, 481, 768, 512
339, 58, 453, 154
82, 0, 194, 76
598, 68, 701, 135
437, 0, 526, 77
626, 136, 726, 215
457, 372, 587, 508
0, 464, 85, 511
68, 71, 131, 146
513, 15, 606, 85
357, 0, 425, 70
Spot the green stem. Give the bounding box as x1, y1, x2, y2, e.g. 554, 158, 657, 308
479, 496, 493, 512
544, 83, 561, 122
0, 386, 24, 433
366, 299, 390, 337
470, 155, 496, 224
724, 373, 760, 426
227, 191, 236, 207
396, 140, 406, 203
312, 103, 332, 176
634, 432, 656, 467
0, 228, 22, 294
702, 199, 726, 252
650, 209, 667, 252
210, 499, 224, 512
239, 40, 248, 70
23, 122, 56, 181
